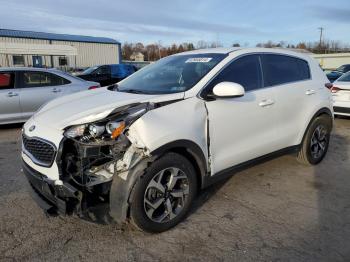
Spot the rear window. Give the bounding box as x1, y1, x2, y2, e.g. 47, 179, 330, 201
0, 73, 15, 90
261, 54, 311, 87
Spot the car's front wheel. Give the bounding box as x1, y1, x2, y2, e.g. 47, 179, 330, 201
130, 152, 197, 232
297, 114, 332, 165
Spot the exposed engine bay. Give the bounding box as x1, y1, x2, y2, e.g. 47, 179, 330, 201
56, 103, 153, 223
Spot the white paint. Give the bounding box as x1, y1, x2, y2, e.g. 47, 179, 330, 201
22, 48, 333, 183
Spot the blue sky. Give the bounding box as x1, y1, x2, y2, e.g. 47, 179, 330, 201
0, 0, 349, 47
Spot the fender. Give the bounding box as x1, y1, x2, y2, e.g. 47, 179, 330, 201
151, 139, 209, 187
109, 139, 208, 223
299, 107, 333, 144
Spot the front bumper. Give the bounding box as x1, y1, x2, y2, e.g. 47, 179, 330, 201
22, 160, 80, 215
333, 106, 350, 116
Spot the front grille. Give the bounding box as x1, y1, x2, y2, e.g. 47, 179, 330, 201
22, 135, 56, 167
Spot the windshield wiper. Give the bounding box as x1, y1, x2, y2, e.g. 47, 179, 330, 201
120, 89, 149, 94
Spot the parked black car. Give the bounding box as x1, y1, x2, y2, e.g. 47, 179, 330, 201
326, 64, 350, 82
77, 64, 137, 86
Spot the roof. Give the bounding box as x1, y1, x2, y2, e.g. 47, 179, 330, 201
0, 67, 64, 72
175, 47, 313, 60
0, 29, 120, 45
175, 47, 241, 55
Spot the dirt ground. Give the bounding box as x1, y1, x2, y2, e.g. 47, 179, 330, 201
0, 118, 350, 262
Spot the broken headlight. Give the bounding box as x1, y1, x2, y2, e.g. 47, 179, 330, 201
64, 103, 150, 141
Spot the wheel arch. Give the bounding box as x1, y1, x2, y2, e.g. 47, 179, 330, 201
109, 139, 209, 224
299, 107, 333, 144
150, 139, 209, 190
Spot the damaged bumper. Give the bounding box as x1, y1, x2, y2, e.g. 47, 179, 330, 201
23, 160, 79, 215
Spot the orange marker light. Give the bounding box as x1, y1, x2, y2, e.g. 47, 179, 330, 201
111, 122, 125, 139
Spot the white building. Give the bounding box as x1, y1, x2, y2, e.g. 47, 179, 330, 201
130, 52, 145, 62
312, 53, 350, 70
0, 29, 121, 69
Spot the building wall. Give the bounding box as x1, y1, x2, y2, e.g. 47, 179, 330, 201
0, 37, 120, 68
312, 53, 350, 70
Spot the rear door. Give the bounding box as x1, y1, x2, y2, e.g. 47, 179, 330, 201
93, 65, 111, 86
0, 72, 22, 124
261, 54, 313, 148
19, 71, 62, 119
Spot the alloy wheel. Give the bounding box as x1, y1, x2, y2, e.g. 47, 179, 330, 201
310, 125, 328, 159
143, 167, 189, 223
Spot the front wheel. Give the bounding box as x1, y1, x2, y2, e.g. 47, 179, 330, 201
130, 152, 197, 233
297, 114, 332, 165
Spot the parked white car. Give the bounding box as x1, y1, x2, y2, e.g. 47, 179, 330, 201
331, 71, 350, 116
0, 67, 100, 124
22, 48, 333, 232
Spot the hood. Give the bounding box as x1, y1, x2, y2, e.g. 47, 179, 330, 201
33, 87, 184, 130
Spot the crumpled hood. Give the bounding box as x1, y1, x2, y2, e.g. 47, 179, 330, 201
32, 87, 184, 129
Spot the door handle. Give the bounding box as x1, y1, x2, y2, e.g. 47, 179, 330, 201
259, 99, 274, 107
305, 89, 316, 95
52, 88, 61, 93
7, 92, 19, 97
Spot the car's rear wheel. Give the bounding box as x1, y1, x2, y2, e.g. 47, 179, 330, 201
297, 114, 332, 165
130, 152, 197, 232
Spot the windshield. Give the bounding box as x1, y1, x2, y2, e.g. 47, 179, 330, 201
82, 66, 98, 75
337, 72, 350, 82
117, 53, 227, 94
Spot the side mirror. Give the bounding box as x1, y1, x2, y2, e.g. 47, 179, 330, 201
212, 82, 245, 98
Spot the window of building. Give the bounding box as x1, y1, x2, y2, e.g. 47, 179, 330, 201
13, 55, 25, 66
59, 57, 68, 66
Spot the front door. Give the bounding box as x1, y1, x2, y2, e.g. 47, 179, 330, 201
204, 54, 279, 175
0, 72, 22, 124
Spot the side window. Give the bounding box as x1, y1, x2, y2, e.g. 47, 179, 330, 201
261, 54, 310, 87
111, 65, 120, 77
24, 72, 70, 87
0, 73, 15, 90
95, 66, 110, 75
209, 55, 262, 92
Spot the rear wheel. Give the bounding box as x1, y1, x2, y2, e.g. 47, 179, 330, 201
130, 152, 197, 232
297, 114, 332, 165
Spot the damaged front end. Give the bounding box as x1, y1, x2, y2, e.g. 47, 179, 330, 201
55, 103, 151, 223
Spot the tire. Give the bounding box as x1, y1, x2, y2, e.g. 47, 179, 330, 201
297, 114, 332, 165
130, 152, 198, 233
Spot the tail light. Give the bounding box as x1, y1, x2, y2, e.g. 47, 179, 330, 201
88, 85, 99, 90
325, 83, 341, 93
325, 83, 333, 90
331, 86, 341, 93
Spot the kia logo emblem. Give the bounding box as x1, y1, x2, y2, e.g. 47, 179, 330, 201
29, 125, 36, 132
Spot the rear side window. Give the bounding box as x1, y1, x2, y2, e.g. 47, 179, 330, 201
23, 72, 70, 87
95, 66, 110, 75
209, 55, 262, 92
0, 73, 15, 90
261, 54, 310, 87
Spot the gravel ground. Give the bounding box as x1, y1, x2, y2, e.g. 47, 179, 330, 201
0, 118, 350, 262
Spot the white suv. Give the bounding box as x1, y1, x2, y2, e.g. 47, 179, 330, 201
22, 48, 333, 232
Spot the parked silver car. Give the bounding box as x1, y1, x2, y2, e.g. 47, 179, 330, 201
0, 68, 100, 124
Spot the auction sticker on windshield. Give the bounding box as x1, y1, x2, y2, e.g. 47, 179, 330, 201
185, 58, 212, 63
